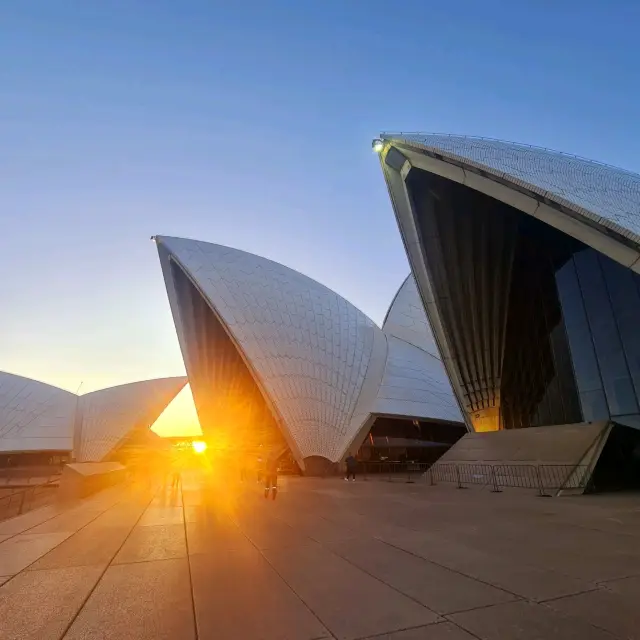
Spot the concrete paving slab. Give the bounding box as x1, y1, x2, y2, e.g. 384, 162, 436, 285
263, 542, 439, 639
381, 529, 593, 602
64, 558, 195, 640
0, 565, 103, 640
0, 504, 61, 534
235, 512, 316, 550
185, 515, 253, 554
274, 511, 359, 545
28, 524, 131, 570
363, 622, 478, 639
602, 574, 640, 597
0, 531, 71, 574
450, 600, 617, 640
150, 486, 183, 507
190, 547, 331, 639
89, 500, 149, 528
452, 528, 640, 583
114, 524, 187, 563
545, 587, 640, 639
137, 505, 184, 527
329, 538, 515, 614
27, 506, 106, 534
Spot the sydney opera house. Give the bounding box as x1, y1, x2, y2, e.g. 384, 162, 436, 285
155, 236, 464, 474
0, 372, 186, 467
375, 134, 640, 486
4, 132, 639, 488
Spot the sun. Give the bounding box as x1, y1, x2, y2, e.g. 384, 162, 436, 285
192, 440, 207, 454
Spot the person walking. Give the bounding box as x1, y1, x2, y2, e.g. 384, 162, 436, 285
264, 451, 279, 500
345, 453, 357, 481
170, 451, 183, 490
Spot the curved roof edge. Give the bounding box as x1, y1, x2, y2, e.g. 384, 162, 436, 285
381, 133, 640, 263
382, 274, 411, 327
76, 376, 187, 462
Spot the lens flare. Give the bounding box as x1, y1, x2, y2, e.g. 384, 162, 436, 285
192, 440, 207, 454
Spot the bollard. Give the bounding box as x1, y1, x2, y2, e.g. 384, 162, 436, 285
429, 467, 435, 486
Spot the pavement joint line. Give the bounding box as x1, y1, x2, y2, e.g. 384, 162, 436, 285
373, 536, 524, 602
255, 491, 445, 621
597, 573, 640, 588
228, 489, 338, 640
0, 486, 124, 544
536, 596, 634, 639
0, 487, 139, 588
534, 586, 602, 605
56, 486, 159, 640
180, 477, 200, 640
354, 620, 470, 640
111, 554, 189, 567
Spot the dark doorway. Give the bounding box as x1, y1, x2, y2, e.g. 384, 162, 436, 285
590, 424, 640, 491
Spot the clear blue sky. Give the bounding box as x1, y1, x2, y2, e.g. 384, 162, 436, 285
2, 0, 638, 434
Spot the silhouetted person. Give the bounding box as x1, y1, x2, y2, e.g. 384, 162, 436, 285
170, 452, 182, 489
264, 451, 279, 500
345, 454, 357, 481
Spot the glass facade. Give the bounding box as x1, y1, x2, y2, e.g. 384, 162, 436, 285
557, 248, 640, 423
407, 167, 640, 430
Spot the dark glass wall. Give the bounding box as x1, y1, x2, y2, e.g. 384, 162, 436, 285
557, 250, 640, 423
406, 167, 640, 430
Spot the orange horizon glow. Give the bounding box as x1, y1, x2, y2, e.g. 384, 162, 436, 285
151, 385, 203, 438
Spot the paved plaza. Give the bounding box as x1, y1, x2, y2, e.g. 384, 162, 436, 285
2, 473, 640, 639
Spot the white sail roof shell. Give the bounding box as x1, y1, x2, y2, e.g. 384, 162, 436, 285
76, 377, 187, 462
156, 238, 464, 463
0, 371, 185, 460
376, 276, 462, 423
0, 372, 76, 452
156, 236, 379, 462
383, 275, 439, 357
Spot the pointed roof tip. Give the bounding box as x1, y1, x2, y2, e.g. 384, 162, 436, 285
382, 274, 412, 328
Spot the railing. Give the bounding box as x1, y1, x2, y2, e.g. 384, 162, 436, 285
0, 479, 59, 522
357, 461, 591, 496
427, 463, 591, 496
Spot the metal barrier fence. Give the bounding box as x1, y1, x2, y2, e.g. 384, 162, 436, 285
357, 461, 591, 495
0, 479, 59, 522
428, 463, 591, 496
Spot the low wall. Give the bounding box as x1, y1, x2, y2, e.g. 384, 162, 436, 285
58, 462, 127, 501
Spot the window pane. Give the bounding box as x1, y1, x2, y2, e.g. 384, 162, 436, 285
580, 389, 609, 422
601, 256, 640, 406
574, 250, 638, 416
